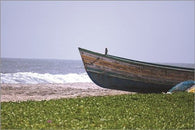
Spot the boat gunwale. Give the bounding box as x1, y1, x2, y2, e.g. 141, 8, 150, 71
79, 47, 194, 71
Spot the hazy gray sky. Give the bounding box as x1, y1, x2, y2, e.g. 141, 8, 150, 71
1, 1, 194, 63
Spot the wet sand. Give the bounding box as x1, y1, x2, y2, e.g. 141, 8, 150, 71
1, 83, 135, 102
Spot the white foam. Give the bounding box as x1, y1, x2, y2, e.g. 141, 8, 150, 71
1, 72, 92, 84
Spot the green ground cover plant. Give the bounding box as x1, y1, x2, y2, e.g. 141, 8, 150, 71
1, 92, 194, 129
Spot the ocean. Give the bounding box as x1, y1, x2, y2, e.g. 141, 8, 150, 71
1, 58, 194, 84
1, 58, 92, 84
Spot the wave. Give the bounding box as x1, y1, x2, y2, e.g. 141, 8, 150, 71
1, 72, 92, 84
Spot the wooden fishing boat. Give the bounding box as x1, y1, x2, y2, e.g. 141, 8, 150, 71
79, 48, 194, 93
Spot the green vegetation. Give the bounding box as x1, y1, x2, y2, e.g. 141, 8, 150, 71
1, 93, 194, 129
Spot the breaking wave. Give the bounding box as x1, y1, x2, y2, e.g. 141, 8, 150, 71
1, 72, 92, 84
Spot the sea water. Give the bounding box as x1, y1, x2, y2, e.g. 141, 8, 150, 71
1, 58, 194, 84
1, 58, 92, 84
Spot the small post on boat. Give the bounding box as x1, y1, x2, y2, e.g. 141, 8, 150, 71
105, 48, 108, 55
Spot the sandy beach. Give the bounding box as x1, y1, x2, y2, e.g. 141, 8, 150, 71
1, 83, 135, 102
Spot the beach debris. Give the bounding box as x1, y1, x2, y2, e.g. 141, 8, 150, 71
186, 85, 195, 93
167, 80, 195, 93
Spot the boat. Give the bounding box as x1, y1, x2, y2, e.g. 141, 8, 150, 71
78, 48, 194, 93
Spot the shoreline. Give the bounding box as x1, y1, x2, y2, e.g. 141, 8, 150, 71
1, 83, 135, 102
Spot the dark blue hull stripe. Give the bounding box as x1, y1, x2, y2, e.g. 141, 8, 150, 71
87, 71, 173, 93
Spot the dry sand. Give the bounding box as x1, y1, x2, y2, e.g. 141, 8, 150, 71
1, 83, 135, 102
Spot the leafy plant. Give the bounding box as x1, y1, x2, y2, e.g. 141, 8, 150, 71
1, 92, 194, 129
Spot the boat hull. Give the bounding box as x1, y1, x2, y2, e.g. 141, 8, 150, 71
87, 71, 172, 93
79, 48, 194, 93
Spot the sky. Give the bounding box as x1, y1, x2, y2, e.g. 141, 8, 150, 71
1, 1, 194, 63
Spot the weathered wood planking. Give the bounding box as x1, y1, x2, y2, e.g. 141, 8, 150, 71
79, 48, 194, 92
